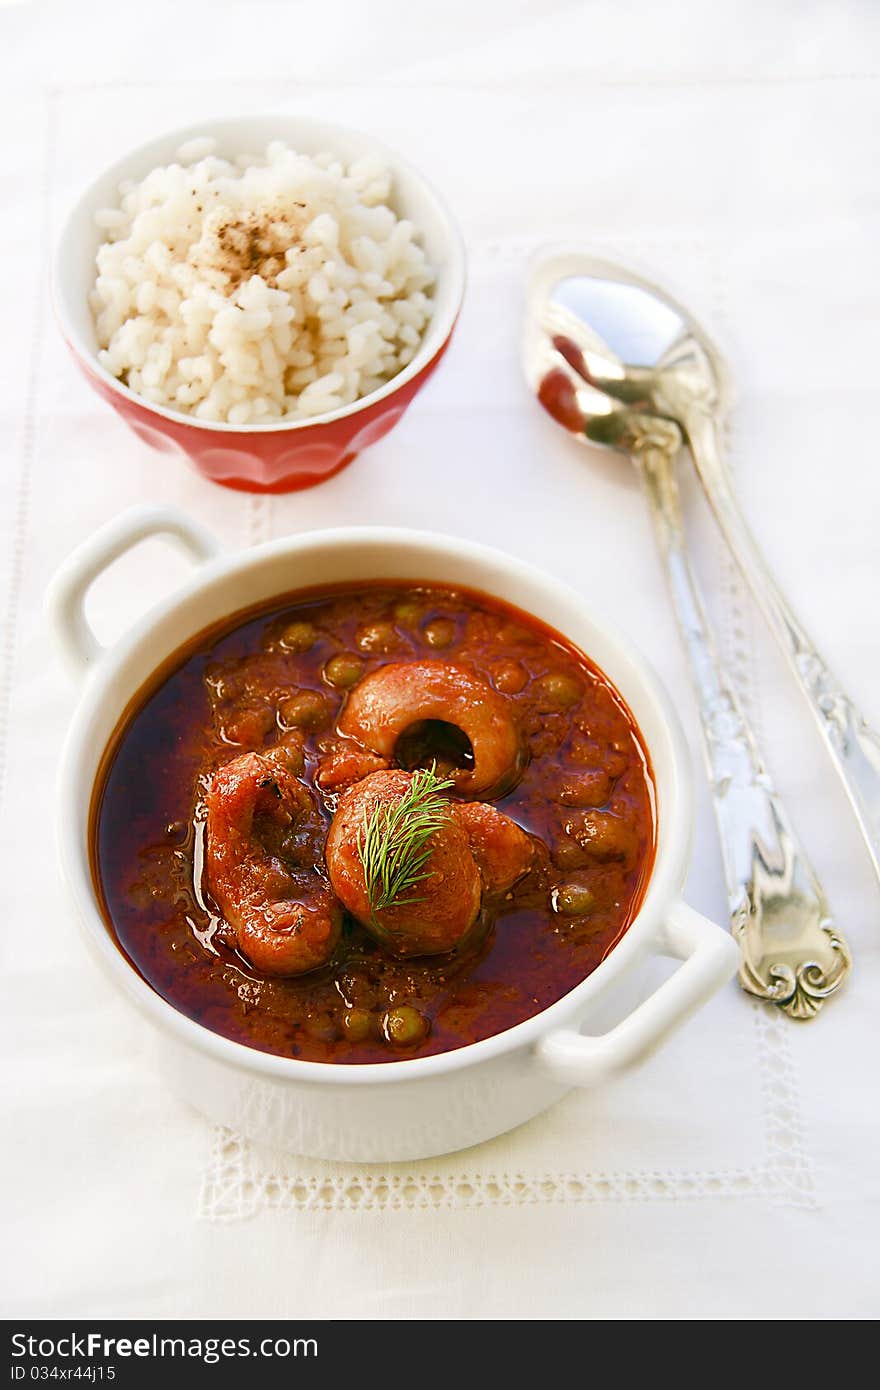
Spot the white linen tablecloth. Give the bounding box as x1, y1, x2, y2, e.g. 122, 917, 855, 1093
2, 0, 879, 1320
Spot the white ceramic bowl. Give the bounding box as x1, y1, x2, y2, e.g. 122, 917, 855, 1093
53, 115, 466, 493
48, 507, 737, 1161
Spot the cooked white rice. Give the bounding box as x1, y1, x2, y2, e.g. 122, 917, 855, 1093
90, 136, 435, 424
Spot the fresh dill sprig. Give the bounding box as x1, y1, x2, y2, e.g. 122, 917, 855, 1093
357, 766, 454, 918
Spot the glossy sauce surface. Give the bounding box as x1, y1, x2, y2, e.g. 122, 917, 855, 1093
93, 583, 656, 1063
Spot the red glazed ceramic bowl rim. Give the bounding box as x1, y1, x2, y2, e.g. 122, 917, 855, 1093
52, 113, 467, 434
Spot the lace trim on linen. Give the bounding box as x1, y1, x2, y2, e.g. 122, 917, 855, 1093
199, 1000, 815, 1218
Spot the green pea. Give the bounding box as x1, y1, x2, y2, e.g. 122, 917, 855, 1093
382, 1005, 430, 1047
273, 737, 306, 774
324, 652, 363, 689
492, 659, 528, 694
552, 836, 589, 871
536, 671, 583, 710
279, 620, 316, 652
575, 810, 636, 863
423, 617, 456, 649
393, 598, 423, 626
356, 620, 398, 654
341, 1007, 373, 1042
552, 881, 597, 916
127, 880, 155, 910
278, 689, 329, 730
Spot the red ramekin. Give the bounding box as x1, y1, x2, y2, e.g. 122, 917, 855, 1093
53, 115, 466, 494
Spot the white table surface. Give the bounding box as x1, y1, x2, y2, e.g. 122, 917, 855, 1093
2, 0, 879, 1320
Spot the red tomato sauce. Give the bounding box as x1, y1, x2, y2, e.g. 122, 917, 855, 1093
91, 582, 656, 1063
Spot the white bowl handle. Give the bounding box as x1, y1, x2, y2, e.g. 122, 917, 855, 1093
46, 505, 223, 681
536, 901, 737, 1086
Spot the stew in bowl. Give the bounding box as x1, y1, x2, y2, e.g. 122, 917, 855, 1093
51, 510, 735, 1160
93, 580, 656, 1064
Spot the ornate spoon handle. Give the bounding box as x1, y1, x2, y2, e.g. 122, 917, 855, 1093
628, 416, 851, 1018
685, 408, 880, 882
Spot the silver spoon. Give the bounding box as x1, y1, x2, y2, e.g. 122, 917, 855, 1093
531, 249, 880, 885
523, 270, 851, 1017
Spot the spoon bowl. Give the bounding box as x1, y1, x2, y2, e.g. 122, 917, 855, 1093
524, 250, 732, 424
